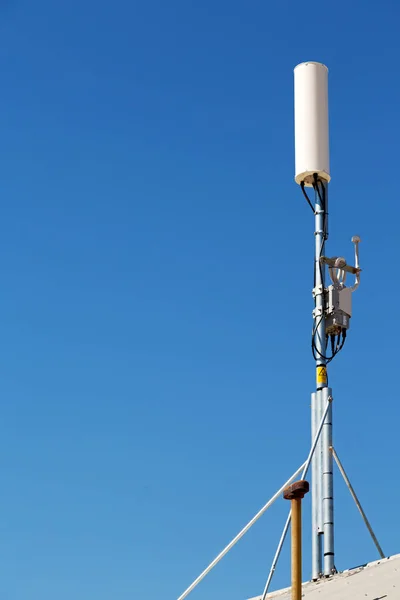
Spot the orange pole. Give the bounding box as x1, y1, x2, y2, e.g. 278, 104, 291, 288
291, 497, 302, 599
283, 480, 309, 600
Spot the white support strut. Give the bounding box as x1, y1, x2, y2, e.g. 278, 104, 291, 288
176, 461, 306, 600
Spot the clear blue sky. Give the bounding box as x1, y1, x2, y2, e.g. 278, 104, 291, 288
1, 1, 399, 599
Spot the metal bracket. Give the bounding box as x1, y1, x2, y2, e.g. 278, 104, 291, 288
312, 307, 323, 318
320, 256, 361, 275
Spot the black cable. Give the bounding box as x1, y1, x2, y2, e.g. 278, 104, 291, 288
330, 334, 335, 356
311, 177, 330, 361
300, 181, 316, 214
313, 172, 324, 205
311, 324, 347, 363
302, 174, 348, 365
311, 336, 336, 364
314, 179, 346, 362
311, 316, 332, 362
337, 329, 346, 352
335, 331, 342, 353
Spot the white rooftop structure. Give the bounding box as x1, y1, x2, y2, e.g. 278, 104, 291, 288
248, 554, 400, 600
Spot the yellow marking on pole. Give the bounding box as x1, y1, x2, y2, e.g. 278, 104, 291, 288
317, 366, 327, 384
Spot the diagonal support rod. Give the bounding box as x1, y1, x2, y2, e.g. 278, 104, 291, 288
176, 462, 306, 600
331, 446, 384, 559
260, 395, 333, 599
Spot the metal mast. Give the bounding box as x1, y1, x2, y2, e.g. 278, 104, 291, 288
294, 62, 361, 580
176, 61, 373, 600
294, 61, 334, 579
312, 180, 333, 579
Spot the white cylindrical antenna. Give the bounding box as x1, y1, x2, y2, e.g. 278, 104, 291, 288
294, 62, 330, 187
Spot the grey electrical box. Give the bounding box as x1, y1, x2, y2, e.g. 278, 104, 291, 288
324, 285, 352, 335
325, 285, 352, 318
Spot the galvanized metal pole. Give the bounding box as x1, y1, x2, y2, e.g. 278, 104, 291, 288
311, 392, 322, 580
312, 181, 335, 577
311, 388, 327, 579
321, 386, 334, 575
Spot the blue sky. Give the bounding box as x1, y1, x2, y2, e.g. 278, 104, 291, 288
0, 1, 399, 599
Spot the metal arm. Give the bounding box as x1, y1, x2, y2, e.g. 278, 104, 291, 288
349, 236, 361, 292
331, 446, 384, 559
322, 236, 361, 293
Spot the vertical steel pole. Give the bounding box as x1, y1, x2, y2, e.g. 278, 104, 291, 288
322, 386, 334, 575
311, 392, 322, 579
316, 392, 324, 541
312, 181, 334, 576
311, 392, 318, 579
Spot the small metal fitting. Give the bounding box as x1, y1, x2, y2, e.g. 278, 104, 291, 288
312, 284, 323, 298
313, 307, 323, 318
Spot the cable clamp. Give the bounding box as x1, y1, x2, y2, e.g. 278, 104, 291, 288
312, 284, 324, 298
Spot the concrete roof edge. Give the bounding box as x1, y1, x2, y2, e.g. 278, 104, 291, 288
247, 553, 400, 600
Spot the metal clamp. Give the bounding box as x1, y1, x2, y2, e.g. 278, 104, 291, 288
312, 284, 324, 298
